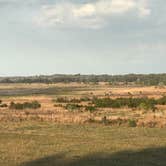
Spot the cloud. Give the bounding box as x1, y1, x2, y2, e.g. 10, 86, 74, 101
34, 0, 151, 29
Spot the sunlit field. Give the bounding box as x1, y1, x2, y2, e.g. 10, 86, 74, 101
0, 83, 166, 166
0, 121, 166, 166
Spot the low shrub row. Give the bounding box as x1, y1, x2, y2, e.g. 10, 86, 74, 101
64, 104, 83, 111
64, 104, 96, 112
9, 101, 41, 110
56, 97, 81, 103
92, 96, 166, 110
55, 97, 91, 103
0, 103, 8, 108
85, 106, 96, 112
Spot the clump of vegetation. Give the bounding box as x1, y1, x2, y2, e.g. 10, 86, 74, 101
92, 97, 157, 110
56, 97, 81, 103
65, 104, 83, 111
56, 97, 68, 103
80, 97, 91, 102
157, 96, 166, 105
85, 106, 96, 112
102, 116, 108, 125
0, 100, 8, 108
0, 103, 8, 108
54, 104, 63, 107
9, 101, 41, 110
128, 119, 137, 127
70, 98, 81, 103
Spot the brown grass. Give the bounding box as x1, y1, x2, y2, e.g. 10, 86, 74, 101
1, 83, 166, 127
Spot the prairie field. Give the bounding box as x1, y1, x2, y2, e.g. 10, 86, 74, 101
0, 83, 166, 165
1, 83, 166, 126
0, 121, 166, 166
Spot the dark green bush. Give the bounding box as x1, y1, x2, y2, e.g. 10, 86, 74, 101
92, 97, 156, 110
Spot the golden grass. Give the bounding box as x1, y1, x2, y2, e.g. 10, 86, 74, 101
0, 121, 166, 166
1, 83, 166, 127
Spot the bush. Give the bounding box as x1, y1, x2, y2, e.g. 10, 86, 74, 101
56, 97, 81, 103
56, 97, 68, 103
65, 104, 82, 111
92, 97, 157, 110
80, 97, 91, 102
102, 116, 108, 125
138, 102, 155, 110
157, 96, 166, 105
0, 103, 8, 108
85, 106, 96, 112
128, 119, 137, 127
0, 100, 2, 104
70, 98, 81, 103
9, 101, 41, 110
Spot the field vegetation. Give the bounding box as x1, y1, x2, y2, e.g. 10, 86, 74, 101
1, 73, 166, 86
0, 121, 166, 166
9, 101, 41, 110
0, 82, 166, 165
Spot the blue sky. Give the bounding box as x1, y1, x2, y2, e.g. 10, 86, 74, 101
0, 0, 165, 76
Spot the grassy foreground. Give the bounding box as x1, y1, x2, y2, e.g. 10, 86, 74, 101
0, 122, 166, 166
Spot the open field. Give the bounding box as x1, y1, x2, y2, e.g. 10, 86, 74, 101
0, 83, 166, 165
1, 83, 166, 127
0, 121, 166, 166
0, 82, 166, 97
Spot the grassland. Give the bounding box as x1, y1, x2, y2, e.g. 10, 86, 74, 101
0, 121, 166, 166
1, 83, 166, 127
0, 83, 166, 165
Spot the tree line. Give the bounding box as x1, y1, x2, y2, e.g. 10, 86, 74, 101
1, 74, 166, 85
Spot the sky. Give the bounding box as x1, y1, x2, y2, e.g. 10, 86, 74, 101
0, 0, 166, 76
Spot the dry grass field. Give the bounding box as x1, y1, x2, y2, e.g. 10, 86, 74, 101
0, 83, 166, 127
0, 83, 166, 165
0, 121, 166, 166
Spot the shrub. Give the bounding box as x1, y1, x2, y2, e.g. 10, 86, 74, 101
85, 106, 96, 112
54, 104, 63, 107
80, 97, 91, 102
65, 104, 82, 111
92, 97, 157, 110
56, 97, 68, 103
138, 101, 156, 110
128, 119, 137, 127
102, 116, 108, 125
0, 103, 8, 108
0, 100, 2, 104
9, 101, 41, 110
70, 98, 81, 103
56, 97, 81, 103
157, 96, 166, 105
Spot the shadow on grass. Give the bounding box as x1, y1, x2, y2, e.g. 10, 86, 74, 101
20, 147, 166, 166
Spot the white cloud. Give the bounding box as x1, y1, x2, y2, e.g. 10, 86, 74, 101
34, 0, 151, 29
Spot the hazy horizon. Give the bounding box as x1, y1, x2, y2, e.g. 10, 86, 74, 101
1, 72, 166, 78
0, 0, 165, 76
